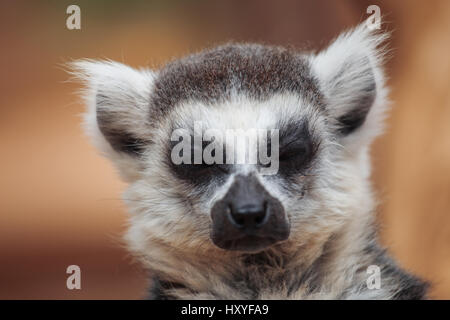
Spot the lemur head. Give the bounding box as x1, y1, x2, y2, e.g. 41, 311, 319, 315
72, 24, 388, 256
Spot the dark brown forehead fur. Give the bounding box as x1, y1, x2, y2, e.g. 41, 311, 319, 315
149, 43, 324, 121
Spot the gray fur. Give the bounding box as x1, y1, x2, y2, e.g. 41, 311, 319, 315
150, 43, 325, 121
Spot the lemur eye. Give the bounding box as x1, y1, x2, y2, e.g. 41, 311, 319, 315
188, 153, 230, 175
191, 143, 229, 173
168, 139, 230, 185
279, 140, 312, 166
277, 120, 318, 176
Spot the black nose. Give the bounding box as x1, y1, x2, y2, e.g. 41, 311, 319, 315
228, 202, 268, 229
210, 174, 289, 252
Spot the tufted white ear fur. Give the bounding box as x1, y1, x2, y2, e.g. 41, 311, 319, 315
69, 60, 155, 182
310, 22, 390, 153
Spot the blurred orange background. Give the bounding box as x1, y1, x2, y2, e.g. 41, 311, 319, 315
0, 0, 449, 299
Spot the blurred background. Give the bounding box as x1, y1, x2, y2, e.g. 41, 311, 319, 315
0, 0, 449, 299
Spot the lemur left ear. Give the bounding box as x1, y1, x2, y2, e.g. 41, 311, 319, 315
69, 60, 155, 182
310, 23, 389, 148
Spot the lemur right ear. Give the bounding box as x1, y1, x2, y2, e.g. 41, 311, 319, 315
310, 23, 389, 150
70, 60, 155, 182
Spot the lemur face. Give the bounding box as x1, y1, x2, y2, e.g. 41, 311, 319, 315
72, 24, 388, 254
161, 89, 326, 252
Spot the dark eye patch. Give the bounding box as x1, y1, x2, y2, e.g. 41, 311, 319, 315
277, 119, 319, 176
167, 136, 230, 187
280, 139, 311, 162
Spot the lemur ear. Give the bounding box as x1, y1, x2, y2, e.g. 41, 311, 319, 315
70, 60, 154, 182
310, 23, 389, 148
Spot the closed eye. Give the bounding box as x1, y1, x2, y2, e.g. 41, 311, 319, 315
190, 162, 230, 174
279, 139, 308, 160
278, 138, 319, 175
168, 138, 230, 184
279, 143, 311, 164
275, 119, 320, 176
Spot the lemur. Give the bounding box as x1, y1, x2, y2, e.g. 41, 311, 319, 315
71, 23, 428, 299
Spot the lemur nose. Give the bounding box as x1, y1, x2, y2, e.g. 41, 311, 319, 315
227, 202, 268, 229
210, 174, 289, 251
